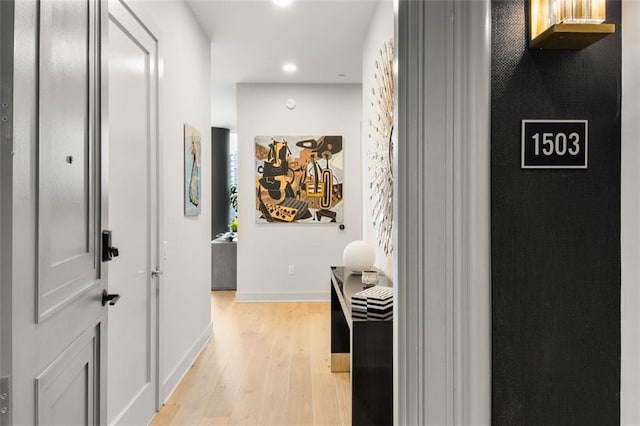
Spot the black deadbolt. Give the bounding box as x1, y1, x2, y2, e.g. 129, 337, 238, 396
102, 290, 121, 306
102, 230, 120, 262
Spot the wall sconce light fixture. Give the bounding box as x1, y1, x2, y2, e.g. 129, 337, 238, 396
530, 0, 614, 49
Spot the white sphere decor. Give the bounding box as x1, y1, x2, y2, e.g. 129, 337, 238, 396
343, 240, 375, 275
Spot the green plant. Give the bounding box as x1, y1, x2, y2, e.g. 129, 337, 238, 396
229, 183, 238, 216
230, 217, 238, 232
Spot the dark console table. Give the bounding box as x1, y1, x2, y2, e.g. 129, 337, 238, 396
330, 266, 393, 426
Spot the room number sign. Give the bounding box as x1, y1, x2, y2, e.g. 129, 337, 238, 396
521, 120, 588, 169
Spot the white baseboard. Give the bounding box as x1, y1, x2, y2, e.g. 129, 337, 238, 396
109, 382, 153, 426
234, 291, 329, 302
161, 322, 213, 403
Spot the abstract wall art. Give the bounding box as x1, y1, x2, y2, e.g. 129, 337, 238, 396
184, 123, 201, 216
255, 135, 344, 224
368, 40, 394, 255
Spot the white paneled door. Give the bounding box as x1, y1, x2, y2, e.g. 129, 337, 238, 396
11, 0, 108, 423
107, 0, 160, 424
36, 0, 106, 420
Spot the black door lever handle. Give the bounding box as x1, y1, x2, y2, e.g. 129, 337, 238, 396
102, 289, 121, 306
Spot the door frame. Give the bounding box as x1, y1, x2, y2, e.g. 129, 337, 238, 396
621, 2, 640, 423
104, 0, 164, 412
100, 0, 109, 420
394, 0, 491, 424
0, 1, 14, 423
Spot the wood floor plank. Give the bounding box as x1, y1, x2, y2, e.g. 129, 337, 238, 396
311, 369, 344, 426
198, 417, 230, 426
333, 373, 351, 425
285, 353, 314, 424
255, 305, 293, 426
150, 292, 350, 426
163, 345, 225, 424
228, 333, 277, 424
149, 402, 180, 425
309, 303, 344, 426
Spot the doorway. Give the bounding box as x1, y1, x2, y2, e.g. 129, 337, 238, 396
107, 0, 161, 423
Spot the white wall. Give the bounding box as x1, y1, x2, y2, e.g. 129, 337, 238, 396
126, 0, 212, 402
236, 83, 362, 301
361, 0, 394, 276
621, 2, 640, 423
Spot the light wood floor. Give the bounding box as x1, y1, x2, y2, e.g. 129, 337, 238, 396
150, 291, 351, 426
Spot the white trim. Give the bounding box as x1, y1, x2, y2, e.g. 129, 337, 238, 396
395, 0, 491, 424
0, 0, 14, 405
161, 322, 212, 404
98, 1, 110, 420
453, 2, 492, 424
108, 382, 153, 426
234, 291, 329, 302
621, 1, 640, 424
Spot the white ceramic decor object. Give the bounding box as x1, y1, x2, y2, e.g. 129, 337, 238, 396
343, 240, 375, 274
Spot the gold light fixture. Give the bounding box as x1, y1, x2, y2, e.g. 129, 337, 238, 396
530, 0, 614, 49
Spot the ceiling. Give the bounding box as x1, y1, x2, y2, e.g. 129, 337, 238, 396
186, 0, 381, 130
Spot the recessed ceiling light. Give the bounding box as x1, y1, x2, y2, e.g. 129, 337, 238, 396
282, 62, 297, 73
273, 0, 293, 6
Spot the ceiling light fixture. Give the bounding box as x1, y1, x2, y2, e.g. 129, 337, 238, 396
282, 62, 297, 73
273, 0, 293, 7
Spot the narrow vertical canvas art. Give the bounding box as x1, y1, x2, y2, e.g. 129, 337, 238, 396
255, 135, 343, 224
184, 124, 201, 216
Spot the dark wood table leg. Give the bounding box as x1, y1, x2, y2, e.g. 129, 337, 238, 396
331, 281, 350, 372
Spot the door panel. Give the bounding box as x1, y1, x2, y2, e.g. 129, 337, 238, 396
35, 326, 99, 425
9, 0, 107, 423
107, 0, 159, 423
37, 0, 99, 321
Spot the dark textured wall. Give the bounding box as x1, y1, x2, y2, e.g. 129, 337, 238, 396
491, 1, 621, 424
211, 127, 230, 237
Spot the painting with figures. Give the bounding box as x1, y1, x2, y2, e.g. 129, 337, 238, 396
255, 135, 344, 224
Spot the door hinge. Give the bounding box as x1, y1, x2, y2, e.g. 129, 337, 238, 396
0, 376, 10, 426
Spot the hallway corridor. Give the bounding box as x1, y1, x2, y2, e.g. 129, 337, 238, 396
151, 292, 351, 425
